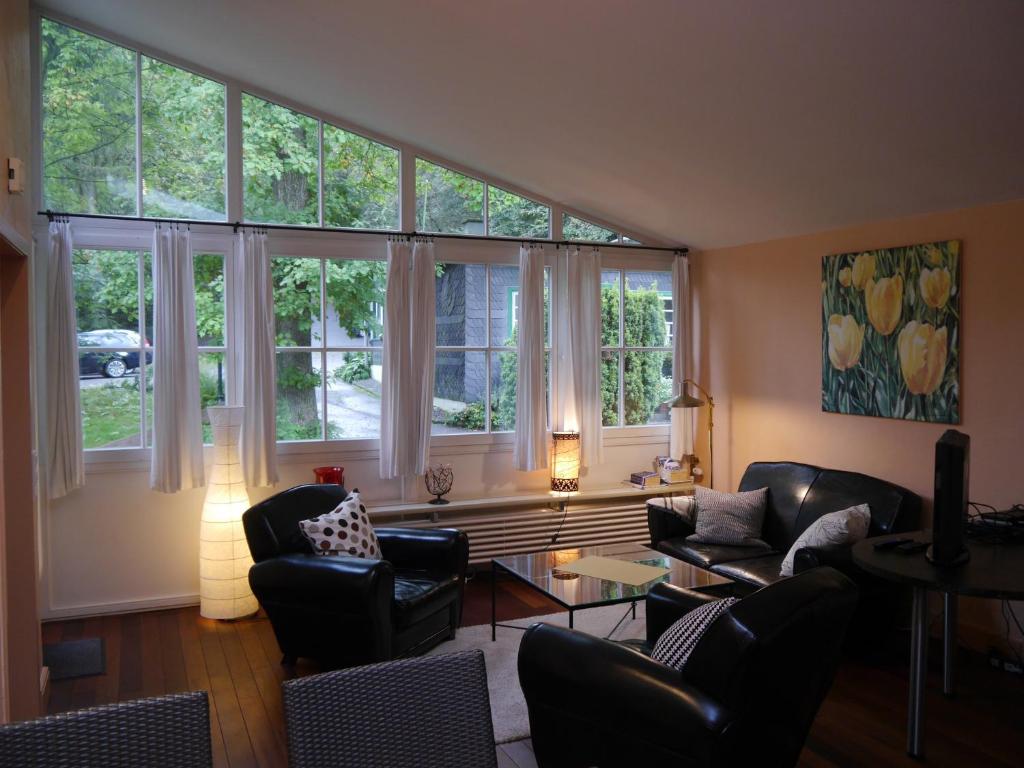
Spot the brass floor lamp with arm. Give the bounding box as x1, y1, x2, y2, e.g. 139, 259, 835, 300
668, 378, 714, 489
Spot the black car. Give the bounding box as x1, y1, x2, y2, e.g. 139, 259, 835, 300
78, 330, 152, 378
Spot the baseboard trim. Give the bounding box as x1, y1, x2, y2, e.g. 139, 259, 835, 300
42, 593, 200, 621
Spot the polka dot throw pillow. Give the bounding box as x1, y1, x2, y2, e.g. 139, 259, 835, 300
299, 490, 381, 559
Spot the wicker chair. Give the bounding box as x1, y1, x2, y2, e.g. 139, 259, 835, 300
282, 650, 497, 768
0, 690, 212, 768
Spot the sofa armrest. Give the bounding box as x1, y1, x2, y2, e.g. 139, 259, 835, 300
249, 553, 394, 607
792, 543, 860, 580
647, 503, 696, 548
375, 527, 469, 577
518, 623, 731, 761
646, 582, 724, 645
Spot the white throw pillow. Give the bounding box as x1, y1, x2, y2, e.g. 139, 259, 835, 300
652, 597, 739, 671
686, 486, 770, 549
779, 503, 872, 576
299, 491, 381, 559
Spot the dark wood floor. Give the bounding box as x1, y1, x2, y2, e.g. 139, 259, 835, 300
43, 571, 1024, 767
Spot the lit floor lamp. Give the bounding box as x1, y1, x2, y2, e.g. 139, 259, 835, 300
668, 379, 714, 489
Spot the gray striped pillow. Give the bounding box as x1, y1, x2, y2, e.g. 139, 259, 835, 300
686, 486, 770, 549
652, 597, 739, 670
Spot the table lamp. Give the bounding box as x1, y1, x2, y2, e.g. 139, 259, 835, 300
668, 379, 714, 489
550, 431, 581, 493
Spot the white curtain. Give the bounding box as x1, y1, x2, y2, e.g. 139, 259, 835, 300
239, 230, 278, 487
150, 226, 205, 492
46, 220, 85, 499
566, 245, 604, 468
671, 254, 694, 458
380, 238, 435, 479
513, 244, 548, 471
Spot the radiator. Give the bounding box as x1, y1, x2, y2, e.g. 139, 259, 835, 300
386, 502, 651, 565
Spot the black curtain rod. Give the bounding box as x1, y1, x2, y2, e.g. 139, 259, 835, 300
40, 210, 688, 254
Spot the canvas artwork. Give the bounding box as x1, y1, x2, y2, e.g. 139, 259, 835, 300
822, 240, 960, 423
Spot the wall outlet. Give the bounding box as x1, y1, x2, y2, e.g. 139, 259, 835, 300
7, 158, 24, 194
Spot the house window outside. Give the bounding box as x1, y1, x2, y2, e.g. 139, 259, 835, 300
601, 269, 673, 427
273, 256, 387, 442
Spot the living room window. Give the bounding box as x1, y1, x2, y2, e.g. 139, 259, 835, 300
415, 159, 485, 235
323, 123, 400, 230
600, 269, 673, 427
432, 263, 550, 434
563, 214, 618, 243
194, 253, 227, 444
272, 256, 387, 442
487, 186, 550, 239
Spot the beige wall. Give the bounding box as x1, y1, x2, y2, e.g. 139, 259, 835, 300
0, 0, 32, 252
696, 198, 1024, 650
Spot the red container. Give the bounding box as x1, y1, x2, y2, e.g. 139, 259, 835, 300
313, 466, 345, 485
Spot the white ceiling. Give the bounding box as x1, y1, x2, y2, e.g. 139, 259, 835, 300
41, 0, 1024, 249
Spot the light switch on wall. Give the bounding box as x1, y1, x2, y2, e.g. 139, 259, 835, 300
7, 158, 24, 194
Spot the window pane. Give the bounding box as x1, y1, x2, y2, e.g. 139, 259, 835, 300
489, 265, 519, 346
243, 94, 319, 224
490, 350, 517, 432
141, 58, 225, 220
488, 187, 550, 238
563, 214, 616, 243
622, 236, 642, 245
432, 351, 486, 435
199, 351, 227, 444
601, 270, 620, 347
601, 351, 620, 427
79, 360, 142, 449
624, 351, 672, 425
276, 350, 323, 441
324, 259, 386, 345
273, 257, 322, 346
323, 124, 399, 230
326, 350, 382, 439
73, 250, 141, 335
415, 159, 484, 234
194, 253, 225, 346
436, 263, 487, 347
42, 19, 137, 215
624, 271, 672, 347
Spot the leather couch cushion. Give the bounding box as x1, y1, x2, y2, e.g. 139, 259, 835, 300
710, 555, 788, 588
393, 570, 460, 629
658, 538, 777, 568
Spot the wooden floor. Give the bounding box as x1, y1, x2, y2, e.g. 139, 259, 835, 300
43, 571, 1024, 767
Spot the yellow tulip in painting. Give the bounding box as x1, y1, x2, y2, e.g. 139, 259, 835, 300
852, 253, 875, 290
898, 322, 948, 395
828, 315, 864, 371
821, 240, 959, 423
864, 275, 903, 335
919, 267, 951, 309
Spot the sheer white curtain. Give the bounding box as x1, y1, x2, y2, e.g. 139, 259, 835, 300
670, 254, 693, 459
239, 230, 278, 487
380, 238, 435, 479
150, 225, 205, 492
513, 244, 548, 471
46, 220, 85, 499
566, 245, 604, 468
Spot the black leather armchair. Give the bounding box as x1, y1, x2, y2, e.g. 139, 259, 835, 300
518, 568, 859, 768
243, 484, 469, 668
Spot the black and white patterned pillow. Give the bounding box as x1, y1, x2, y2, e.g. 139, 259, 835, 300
687, 486, 770, 549
652, 597, 739, 671
299, 491, 381, 559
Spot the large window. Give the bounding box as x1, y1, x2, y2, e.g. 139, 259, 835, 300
601, 269, 673, 427
273, 257, 387, 441
432, 263, 549, 434
415, 159, 484, 234
194, 253, 227, 443
563, 214, 617, 243
323, 124, 400, 230
42, 19, 227, 219
488, 186, 550, 238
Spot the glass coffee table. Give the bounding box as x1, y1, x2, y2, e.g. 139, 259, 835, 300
490, 541, 732, 640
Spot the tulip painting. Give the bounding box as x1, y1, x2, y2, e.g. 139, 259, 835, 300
822, 240, 960, 423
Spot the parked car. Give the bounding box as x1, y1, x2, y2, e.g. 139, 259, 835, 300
77, 330, 152, 378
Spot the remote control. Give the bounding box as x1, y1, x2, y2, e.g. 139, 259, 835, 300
895, 541, 929, 555
873, 538, 913, 550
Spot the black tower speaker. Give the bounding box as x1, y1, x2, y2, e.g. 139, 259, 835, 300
928, 429, 970, 567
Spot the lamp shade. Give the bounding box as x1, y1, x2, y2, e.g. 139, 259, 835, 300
199, 406, 257, 619
550, 431, 581, 493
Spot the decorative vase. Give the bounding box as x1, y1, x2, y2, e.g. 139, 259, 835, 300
199, 406, 257, 619
424, 463, 454, 505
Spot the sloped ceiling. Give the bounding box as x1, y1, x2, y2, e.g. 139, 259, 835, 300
40, 0, 1024, 249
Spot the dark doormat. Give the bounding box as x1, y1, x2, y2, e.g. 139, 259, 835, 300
43, 638, 106, 681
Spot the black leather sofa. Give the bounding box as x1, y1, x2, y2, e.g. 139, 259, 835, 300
519, 567, 859, 767
243, 484, 469, 668
649, 461, 920, 642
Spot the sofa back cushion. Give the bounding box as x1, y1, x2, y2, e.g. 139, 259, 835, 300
737, 463, 820, 550
243, 484, 350, 562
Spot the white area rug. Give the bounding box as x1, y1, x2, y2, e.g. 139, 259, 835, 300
427, 602, 646, 744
